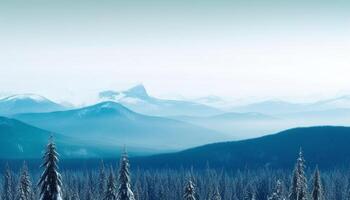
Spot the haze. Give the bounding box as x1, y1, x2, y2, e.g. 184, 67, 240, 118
1, 0, 349, 104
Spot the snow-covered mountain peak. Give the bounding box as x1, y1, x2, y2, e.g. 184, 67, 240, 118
80, 101, 131, 113
1, 94, 49, 102
99, 84, 149, 101
0, 94, 65, 115
124, 84, 149, 98
98, 85, 222, 116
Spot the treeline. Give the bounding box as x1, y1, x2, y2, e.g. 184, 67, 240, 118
0, 138, 349, 200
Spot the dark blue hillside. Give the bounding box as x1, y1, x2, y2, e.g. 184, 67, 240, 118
132, 126, 350, 170
0, 116, 126, 158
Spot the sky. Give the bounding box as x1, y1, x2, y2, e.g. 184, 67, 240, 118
0, 0, 350, 104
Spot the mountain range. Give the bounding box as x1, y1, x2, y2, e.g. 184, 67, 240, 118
2, 87, 350, 154
231, 96, 350, 115
3, 108, 350, 171
98, 84, 223, 116
0, 94, 65, 115
14, 101, 228, 150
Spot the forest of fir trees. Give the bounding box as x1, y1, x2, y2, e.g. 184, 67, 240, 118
1, 138, 350, 200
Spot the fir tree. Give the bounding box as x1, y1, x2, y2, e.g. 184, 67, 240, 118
289, 168, 299, 200
71, 192, 80, 200
85, 189, 94, 200
311, 167, 324, 200
211, 187, 222, 200
17, 161, 33, 200
85, 172, 95, 200
38, 137, 63, 200
2, 163, 13, 200
104, 168, 117, 200
183, 179, 196, 200
99, 160, 107, 198
289, 148, 308, 200
244, 184, 256, 200
116, 150, 135, 200
268, 180, 285, 200
297, 149, 308, 200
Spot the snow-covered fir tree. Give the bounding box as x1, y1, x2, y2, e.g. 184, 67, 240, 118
2, 163, 13, 200
289, 148, 308, 200
104, 168, 117, 200
71, 192, 80, 200
17, 162, 33, 200
311, 167, 324, 200
289, 168, 299, 200
99, 160, 107, 198
85, 172, 95, 200
183, 179, 196, 200
38, 137, 63, 200
211, 187, 222, 200
268, 180, 285, 200
244, 184, 256, 200
85, 189, 94, 200
116, 150, 135, 200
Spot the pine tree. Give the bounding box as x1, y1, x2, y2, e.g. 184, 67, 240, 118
268, 180, 285, 200
104, 169, 117, 200
99, 160, 107, 198
85, 172, 95, 200
85, 189, 94, 200
183, 179, 196, 200
311, 167, 324, 200
244, 184, 256, 200
289, 148, 308, 200
38, 137, 63, 200
297, 149, 308, 200
289, 168, 299, 200
116, 150, 135, 200
2, 163, 13, 200
211, 187, 222, 200
17, 161, 33, 200
71, 192, 80, 200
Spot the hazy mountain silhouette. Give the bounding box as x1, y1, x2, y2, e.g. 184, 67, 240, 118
99, 84, 223, 116
14, 101, 228, 149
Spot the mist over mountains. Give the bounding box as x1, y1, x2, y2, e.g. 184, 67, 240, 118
1, 84, 350, 158
14, 101, 227, 150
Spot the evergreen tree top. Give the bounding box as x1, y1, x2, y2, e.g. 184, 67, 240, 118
117, 149, 135, 200
38, 137, 62, 200
184, 179, 196, 200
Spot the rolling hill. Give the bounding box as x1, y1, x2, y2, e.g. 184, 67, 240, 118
0, 116, 122, 158
132, 126, 350, 170
14, 101, 228, 149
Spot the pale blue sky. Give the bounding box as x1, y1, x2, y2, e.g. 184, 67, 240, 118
1, 0, 349, 104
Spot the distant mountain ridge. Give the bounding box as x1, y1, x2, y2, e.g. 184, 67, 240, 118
132, 126, 350, 170
231, 96, 350, 115
14, 101, 228, 149
99, 84, 223, 116
231, 100, 308, 114
0, 94, 65, 115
